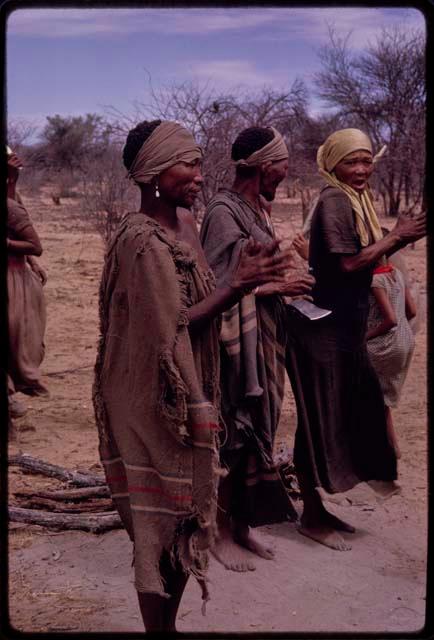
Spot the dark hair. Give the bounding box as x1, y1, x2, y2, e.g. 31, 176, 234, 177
231, 126, 274, 162
123, 119, 162, 171
231, 126, 274, 178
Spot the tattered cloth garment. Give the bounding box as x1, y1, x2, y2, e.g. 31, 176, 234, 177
200, 189, 297, 526
93, 213, 221, 602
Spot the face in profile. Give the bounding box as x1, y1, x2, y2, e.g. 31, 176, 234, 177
333, 150, 374, 192
157, 158, 203, 208
260, 158, 289, 202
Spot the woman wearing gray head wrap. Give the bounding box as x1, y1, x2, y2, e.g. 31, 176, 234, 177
93, 119, 295, 632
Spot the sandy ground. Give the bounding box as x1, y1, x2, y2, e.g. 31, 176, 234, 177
7, 191, 428, 634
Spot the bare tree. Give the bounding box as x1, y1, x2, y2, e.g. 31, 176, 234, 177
7, 118, 39, 151
105, 77, 309, 209
79, 143, 137, 243
315, 25, 426, 216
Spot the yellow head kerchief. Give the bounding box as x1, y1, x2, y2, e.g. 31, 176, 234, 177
128, 121, 202, 184
233, 126, 288, 167
317, 128, 386, 247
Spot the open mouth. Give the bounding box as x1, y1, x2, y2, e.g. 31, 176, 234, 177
353, 179, 366, 188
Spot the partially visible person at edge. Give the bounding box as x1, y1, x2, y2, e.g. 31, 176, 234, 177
200, 126, 315, 572
92, 120, 294, 632
6, 148, 48, 430
285, 128, 426, 552
366, 227, 419, 460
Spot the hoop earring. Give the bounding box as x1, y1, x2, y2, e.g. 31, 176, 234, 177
155, 182, 160, 199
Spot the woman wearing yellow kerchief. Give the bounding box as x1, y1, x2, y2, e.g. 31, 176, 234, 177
286, 128, 426, 552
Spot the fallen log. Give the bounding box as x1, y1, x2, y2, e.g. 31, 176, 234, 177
14, 496, 113, 513
14, 486, 110, 501
9, 507, 122, 533
9, 454, 106, 487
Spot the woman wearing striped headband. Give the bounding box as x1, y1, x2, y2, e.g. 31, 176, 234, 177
286, 128, 426, 552
200, 126, 315, 573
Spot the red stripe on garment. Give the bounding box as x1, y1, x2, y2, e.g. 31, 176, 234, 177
128, 486, 192, 502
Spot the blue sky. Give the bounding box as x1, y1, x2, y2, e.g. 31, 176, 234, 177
6, 7, 425, 138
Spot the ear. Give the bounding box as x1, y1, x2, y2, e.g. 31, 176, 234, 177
260, 160, 272, 174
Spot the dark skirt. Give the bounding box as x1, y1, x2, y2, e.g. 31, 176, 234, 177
285, 308, 397, 494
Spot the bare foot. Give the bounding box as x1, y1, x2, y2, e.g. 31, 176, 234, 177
233, 525, 275, 560
211, 532, 256, 572
298, 524, 352, 551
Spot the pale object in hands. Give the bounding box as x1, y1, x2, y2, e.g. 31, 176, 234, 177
287, 298, 332, 321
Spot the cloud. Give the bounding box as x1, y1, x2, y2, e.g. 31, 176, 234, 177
184, 59, 289, 90
6, 8, 284, 38
7, 7, 425, 42
251, 7, 425, 49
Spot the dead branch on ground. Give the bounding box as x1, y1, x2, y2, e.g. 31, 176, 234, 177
9, 507, 122, 533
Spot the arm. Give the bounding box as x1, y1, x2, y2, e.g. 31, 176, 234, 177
404, 286, 417, 320
366, 286, 397, 341
7, 153, 23, 200
340, 216, 426, 274
187, 284, 242, 328
252, 273, 315, 297
292, 232, 309, 261
7, 225, 42, 257
187, 238, 294, 330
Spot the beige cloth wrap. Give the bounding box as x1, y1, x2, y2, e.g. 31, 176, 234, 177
233, 126, 288, 167
128, 121, 202, 184
317, 128, 386, 247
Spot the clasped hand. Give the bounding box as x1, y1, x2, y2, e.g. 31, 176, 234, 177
229, 238, 314, 296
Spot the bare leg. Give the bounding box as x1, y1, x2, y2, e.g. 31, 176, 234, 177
385, 405, 401, 459
211, 471, 256, 572
232, 520, 275, 560
137, 553, 188, 633
297, 471, 353, 551
137, 592, 168, 633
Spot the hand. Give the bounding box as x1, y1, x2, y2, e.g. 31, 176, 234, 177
279, 273, 315, 296
28, 258, 47, 285
229, 238, 295, 293
393, 213, 426, 245
291, 233, 309, 261
7, 153, 23, 184
257, 273, 315, 297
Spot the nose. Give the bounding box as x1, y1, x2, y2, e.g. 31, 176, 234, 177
193, 167, 204, 184
355, 163, 367, 175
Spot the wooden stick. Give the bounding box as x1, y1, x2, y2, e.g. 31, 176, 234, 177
8, 454, 106, 487
9, 507, 123, 533
14, 486, 110, 501
14, 496, 113, 513
45, 364, 93, 377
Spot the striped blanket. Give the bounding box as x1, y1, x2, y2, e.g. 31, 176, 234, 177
200, 189, 297, 526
